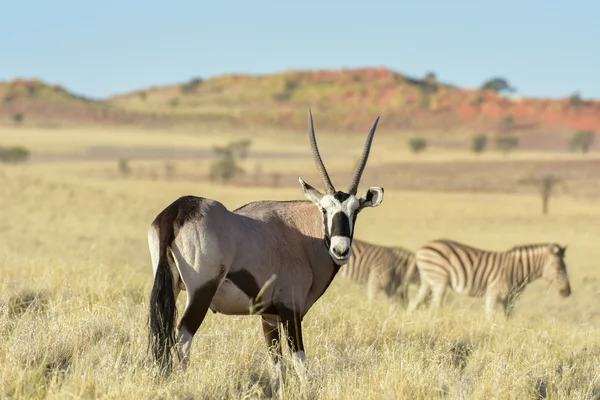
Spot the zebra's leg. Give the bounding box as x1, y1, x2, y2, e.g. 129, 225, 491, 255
484, 293, 501, 321
262, 317, 285, 388
367, 271, 381, 302
429, 281, 448, 313
407, 282, 431, 313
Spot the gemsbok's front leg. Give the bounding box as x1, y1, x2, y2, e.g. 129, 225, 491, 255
278, 306, 307, 380
262, 317, 285, 390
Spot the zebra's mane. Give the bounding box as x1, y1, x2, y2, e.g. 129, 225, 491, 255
506, 243, 555, 253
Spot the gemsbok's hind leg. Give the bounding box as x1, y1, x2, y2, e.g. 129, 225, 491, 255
170, 244, 227, 369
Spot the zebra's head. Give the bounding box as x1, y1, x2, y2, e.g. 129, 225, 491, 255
299, 110, 384, 266
543, 244, 571, 297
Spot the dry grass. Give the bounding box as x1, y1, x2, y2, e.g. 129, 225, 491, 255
1, 126, 600, 399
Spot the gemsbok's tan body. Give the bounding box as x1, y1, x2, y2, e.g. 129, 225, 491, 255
148, 110, 385, 383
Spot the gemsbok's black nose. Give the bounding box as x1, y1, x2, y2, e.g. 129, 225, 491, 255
334, 247, 350, 257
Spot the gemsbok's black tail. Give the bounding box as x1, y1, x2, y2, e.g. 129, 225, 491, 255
148, 224, 178, 376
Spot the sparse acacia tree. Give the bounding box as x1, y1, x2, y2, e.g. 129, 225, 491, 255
117, 158, 131, 176
210, 139, 252, 184
499, 115, 515, 131
180, 77, 203, 94
12, 113, 24, 126
471, 134, 488, 154
518, 175, 566, 215
568, 130, 596, 154
481, 77, 516, 94
569, 92, 584, 109
494, 134, 519, 155
408, 137, 428, 154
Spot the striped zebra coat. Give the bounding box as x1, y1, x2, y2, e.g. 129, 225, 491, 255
404, 239, 571, 319
339, 239, 418, 303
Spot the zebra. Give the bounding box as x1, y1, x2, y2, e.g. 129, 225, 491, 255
339, 238, 418, 304
403, 239, 571, 319
147, 110, 385, 381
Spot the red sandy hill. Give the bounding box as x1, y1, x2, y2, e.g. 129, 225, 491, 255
2, 69, 599, 136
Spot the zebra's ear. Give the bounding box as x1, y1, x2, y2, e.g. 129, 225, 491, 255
551, 244, 565, 255
299, 177, 324, 204
358, 187, 384, 209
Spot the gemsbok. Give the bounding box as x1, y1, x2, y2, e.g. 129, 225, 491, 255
403, 239, 571, 319
147, 110, 385, 380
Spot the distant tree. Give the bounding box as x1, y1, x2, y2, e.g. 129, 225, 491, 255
164, 161, 176, 178
180, 77, 203, 94
273, 80, 298, 102
253, 163, 263, 185
419, 74, 439, 110
0, 146, 30, 163
494, 134, 519, 155
568, 130, 596, 154
139, 91, 147, 101
424, 71, 437, 85
169, 98, 179, 108
481, 77, 516, 94
518, 174, 566, 215
228, 139, 252, 160
118, 158, 131, 176
569, 92, 584, 109
408, 137, 428, 154
271, 172, 281, 188
12, 113, 24, 126
471, 134, 488, 154
499, 115, 515, 131
210, 139, 252, 184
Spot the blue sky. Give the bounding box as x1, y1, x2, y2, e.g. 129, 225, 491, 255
1, 0, 598, 99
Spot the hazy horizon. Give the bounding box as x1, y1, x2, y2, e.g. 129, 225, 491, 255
2, 0, 598, 100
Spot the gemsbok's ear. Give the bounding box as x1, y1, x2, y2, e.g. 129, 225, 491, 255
358, 187, 384, 210
299, 177, 324, 204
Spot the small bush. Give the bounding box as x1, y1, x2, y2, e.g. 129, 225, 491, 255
12, 113, 24, 126
164, 161, 175, 178
569, 130, 596, 154
471, 134, 488, 154
168, 98, 179, 108
408, 137, 428, 154
180, 77, 203, 94
0, 146, 30, 163
117, 158, 131, 176
494, 135, 519, 155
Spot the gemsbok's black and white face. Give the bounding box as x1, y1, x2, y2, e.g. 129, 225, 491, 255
298, 110, 384, 266
300, 180, 383, 264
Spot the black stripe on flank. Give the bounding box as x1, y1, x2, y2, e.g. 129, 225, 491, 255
330, 212, 351, 237
447, 245, 468, 288
422, 246, 453, 265
226, 270, 261, 300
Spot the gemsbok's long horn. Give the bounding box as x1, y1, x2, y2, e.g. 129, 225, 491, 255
307, 109, 335, 194
347, 116, 380, 195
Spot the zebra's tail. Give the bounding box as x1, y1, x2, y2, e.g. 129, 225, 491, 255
400, 256, 418, 309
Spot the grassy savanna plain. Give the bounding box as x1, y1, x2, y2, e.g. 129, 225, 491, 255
1, 125, 600, 399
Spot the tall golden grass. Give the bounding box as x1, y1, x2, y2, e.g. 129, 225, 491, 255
1, 127, 599, 399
